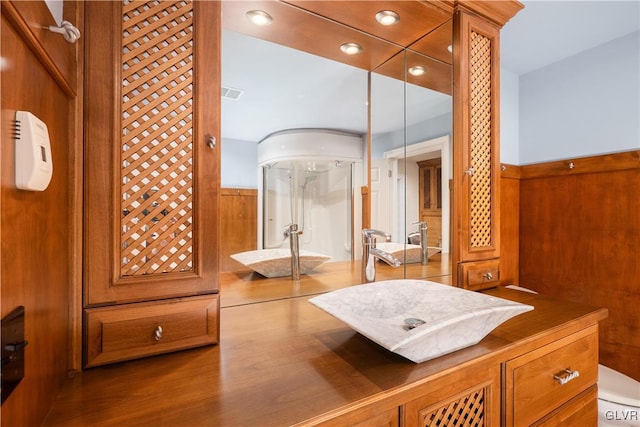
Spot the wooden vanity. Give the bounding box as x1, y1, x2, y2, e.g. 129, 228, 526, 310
44, 264, 606, 426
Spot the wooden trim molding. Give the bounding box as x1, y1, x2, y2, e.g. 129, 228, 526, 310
221, 188, 257, 197
519, 150, 640, 179
453, 0, 524, 28
500, 163, 522, 180
1, 0, 77, 96
361, 185, 370, 230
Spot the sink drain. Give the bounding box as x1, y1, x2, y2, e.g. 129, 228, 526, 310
403, 318, 426, 331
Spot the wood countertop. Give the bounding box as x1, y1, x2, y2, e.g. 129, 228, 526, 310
43, 272, 607, 426
220, 254, 453, 308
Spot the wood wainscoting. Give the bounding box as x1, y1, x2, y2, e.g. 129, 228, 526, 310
503, 150, 639, 382
500, 164, 521, 286
220, 188, 257, 271
1, 1, 82, 425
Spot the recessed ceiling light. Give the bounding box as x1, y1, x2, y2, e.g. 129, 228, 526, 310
246, 10, 273, 26
340, 42, 363, 55
375, 10, 400, 26
408, 66, 426, 76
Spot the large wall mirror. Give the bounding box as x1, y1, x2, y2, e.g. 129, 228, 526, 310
220, 1, 452, 293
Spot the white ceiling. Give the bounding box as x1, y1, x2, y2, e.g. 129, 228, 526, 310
222, 1, 640, 142
221, 30, 451, 142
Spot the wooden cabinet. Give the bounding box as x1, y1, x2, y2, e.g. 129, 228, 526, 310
83, 1, 220, 367
403, 363, 501, 426
452, 9, 503, 290
305, 325, 598, 427
504, 325, 600, 426
418, 159, 443, 248
313, 327, 599, 427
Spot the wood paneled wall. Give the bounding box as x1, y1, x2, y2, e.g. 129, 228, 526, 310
516, 151, 640, 381
220, 188, 257, 271
1, 1, 81, 425
499, 165, 520, 286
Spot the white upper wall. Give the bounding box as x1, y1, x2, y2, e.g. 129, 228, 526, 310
518, 31, 639, 164
221, 138, 258, 188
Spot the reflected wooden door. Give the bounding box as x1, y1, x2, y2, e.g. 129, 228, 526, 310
418, 159, 442, 248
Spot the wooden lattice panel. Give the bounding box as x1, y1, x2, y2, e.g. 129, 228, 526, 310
469, 30, 493, 249
120, 0, 194, 276
421, 387, 486, 426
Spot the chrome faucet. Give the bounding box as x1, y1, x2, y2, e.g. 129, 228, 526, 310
284, 224, 302, 280
413, 221, 429, 265
362, 229, 402, 283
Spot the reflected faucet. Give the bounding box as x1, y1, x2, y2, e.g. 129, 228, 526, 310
413, 221, 429, 265
284, 224, 302, 280
362, 229, 402, 283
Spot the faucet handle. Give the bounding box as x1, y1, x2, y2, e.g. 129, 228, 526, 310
283, 223, 302, 239
362, 228, 392, 243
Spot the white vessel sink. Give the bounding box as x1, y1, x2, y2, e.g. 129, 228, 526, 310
375, 243, 442, 264
309, 279, 533, 363
230, 248, 330, 278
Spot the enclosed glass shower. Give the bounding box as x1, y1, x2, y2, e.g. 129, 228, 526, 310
258, 129, 363, 262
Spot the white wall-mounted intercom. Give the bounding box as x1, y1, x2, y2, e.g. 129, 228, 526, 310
14, 111, 53, 191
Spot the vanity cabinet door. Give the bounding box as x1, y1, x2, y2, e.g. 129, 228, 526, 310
452, 10, 501, 289
403, 363, 501, 427
84, 0, 220, 306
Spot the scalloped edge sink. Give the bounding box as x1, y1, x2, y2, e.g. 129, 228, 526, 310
230, 248, 331, 278
309, 279, 533, 363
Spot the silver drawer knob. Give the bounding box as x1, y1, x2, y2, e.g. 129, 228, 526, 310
483, 272, 493, 281
153, 325, 163, 341
553, 368, 580, 385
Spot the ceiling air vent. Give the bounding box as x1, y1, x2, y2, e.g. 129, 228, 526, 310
221, 86, 244, 100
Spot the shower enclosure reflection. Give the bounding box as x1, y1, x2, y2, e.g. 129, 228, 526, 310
258, 129, 363, 262
220, 2, 453, 283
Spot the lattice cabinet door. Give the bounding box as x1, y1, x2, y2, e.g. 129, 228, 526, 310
84, 0, 219, 306
403, 363, 501, 427
452, 10, 501, 290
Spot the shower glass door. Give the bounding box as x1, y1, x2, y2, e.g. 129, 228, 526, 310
262, 160, 353, 262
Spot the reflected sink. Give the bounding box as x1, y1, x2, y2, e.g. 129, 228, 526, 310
230, 248, 330, 278
375, 243, 441, 264
309, 279, 533, 363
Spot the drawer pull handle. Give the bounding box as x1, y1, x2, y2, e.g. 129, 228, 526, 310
483, 272, 493, 281
553, 368, 580, 385
153, 326, 163, 341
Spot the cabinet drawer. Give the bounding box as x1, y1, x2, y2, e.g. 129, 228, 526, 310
532, 385, 598, 427
504, 327, 598, 426
458, 259, 500, 291
85, 295, 219, 367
